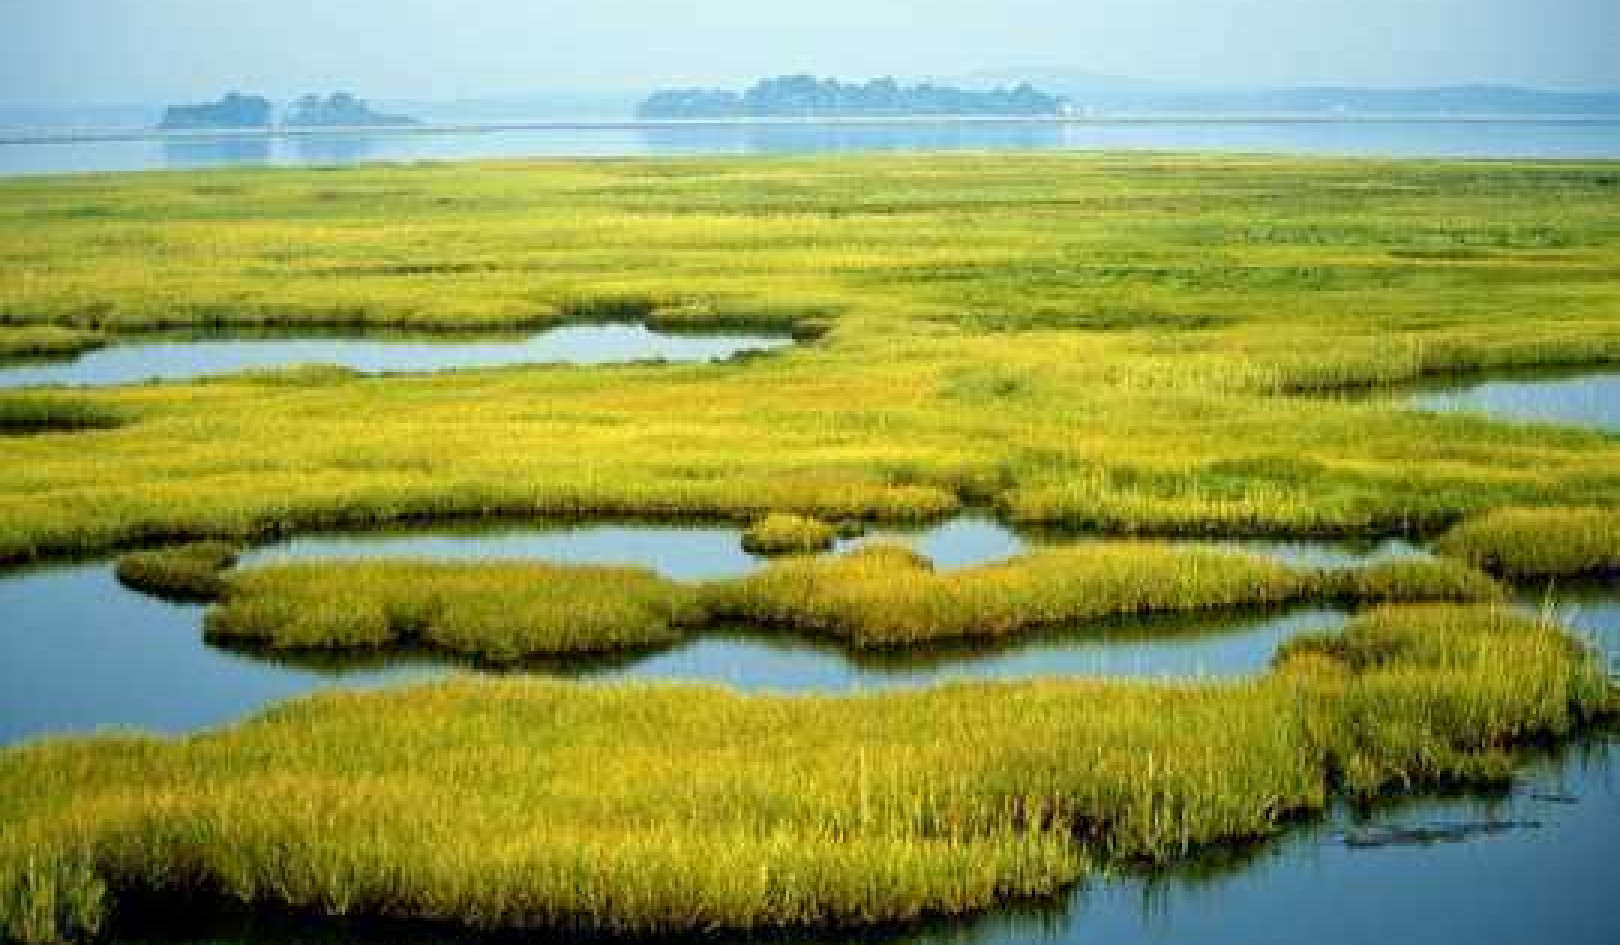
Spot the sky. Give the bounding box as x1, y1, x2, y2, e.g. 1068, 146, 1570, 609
3, 0, 1618, 106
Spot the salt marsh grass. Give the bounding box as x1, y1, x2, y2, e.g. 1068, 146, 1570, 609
0, 156, 1616, 562
0, 395, 123, 435
207, 560, 701, 660
1, 152, 1618, 941
0, 326, 105, 362
0, 604, 1607, 942
1436, 507, 1620, 577
174, 542, 1502, 658
740, 512, 836, 554
114, 540, 240, 602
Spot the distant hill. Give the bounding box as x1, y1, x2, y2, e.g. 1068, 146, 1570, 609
638, 75, 1065, 119
158, 93, 274, 131
948, 69, 1620, 116
284, 93, 417, 128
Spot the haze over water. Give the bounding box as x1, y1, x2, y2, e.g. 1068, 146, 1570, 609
3, 119, 1619, 176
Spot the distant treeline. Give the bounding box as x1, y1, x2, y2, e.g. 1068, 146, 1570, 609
158, 92, 417, 131
638, 75, 1066, 119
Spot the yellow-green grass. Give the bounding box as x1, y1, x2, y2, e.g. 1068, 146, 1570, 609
1317, 556, 1508, 605
205, 560, 702, 661
740, 512, 837, 554
113, 540, 240, 602
0, 395, 124, 436
1436, 507, 1620, 577
0, 326, 105, 362
0, 155, 1618, 564
185, 544, 1503, 659
1, 604, 1608, 942
702, 542, 1502, 647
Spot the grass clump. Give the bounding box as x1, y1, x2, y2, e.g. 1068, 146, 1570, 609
206, 560, 701, 661
1435, 507, 1620, 577
1322, 556, 1506, 605
1, 603, 1608, 942
0, 396, 123, 436
114, 541, 240, 602
741, 512, 837, 555
704, 542, 1312, 647
1275, 603, 1612, 794
0, 326, 105, 362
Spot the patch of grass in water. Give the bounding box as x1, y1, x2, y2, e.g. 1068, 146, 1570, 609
740, 512, 837, 555
206, 560, 701, 661
1435, 507, 1620, 578
0, 604, 1608, 942
114, 540, 240, 602
183, 542, 1506, 660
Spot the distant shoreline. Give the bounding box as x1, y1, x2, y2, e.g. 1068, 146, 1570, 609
5, 114, 1620, 146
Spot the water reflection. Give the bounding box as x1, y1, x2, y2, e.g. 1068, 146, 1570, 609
4, 120, 1619, 177
639, 121, 1065, 155
289, 133, 380, 164
159, 136, 272, 167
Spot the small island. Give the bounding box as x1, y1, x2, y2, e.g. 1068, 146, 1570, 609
156, 92, 416, 131
158, 92, 273, 130
638, 75, 1067, 119
284, 92, 417, 128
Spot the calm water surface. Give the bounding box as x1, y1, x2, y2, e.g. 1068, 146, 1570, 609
3, 119, 1618, 176
0, 516, 1471, 746
4, 517, 1615, 943
0, 324, 794, 388
1405, 369, 1620, 434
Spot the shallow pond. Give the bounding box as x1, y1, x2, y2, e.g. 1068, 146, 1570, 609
105, 736, 1620, 945
0, 324, 795, 388
0, 516, 1462, 746
1393, 367, 1620, 434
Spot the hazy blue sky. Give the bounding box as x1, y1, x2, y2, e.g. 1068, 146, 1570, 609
3, 0, 1618, 105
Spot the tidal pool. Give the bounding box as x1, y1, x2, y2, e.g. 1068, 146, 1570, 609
1396, 367, 1620, 434
0, 516, 1448, 746
0, 323, 796, 388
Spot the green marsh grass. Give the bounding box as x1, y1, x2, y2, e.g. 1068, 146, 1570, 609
702, 543, 1501, 648
740, 512, 837, 555
0, 156, 1616, 562
0, 396, 124, 436
114, 540, 240, 602
206, 560, 702, 660
1319, 556, 1507, 605
188, 543, 1503, 658
0, 326, 105, 362
1, 603, 1608, 942
1, 151, 1618, 939
1436, 507, 1620, 577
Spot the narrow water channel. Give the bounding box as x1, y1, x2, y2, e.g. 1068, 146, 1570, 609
0, 516, 1478, 747
0, 324, 796, 388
